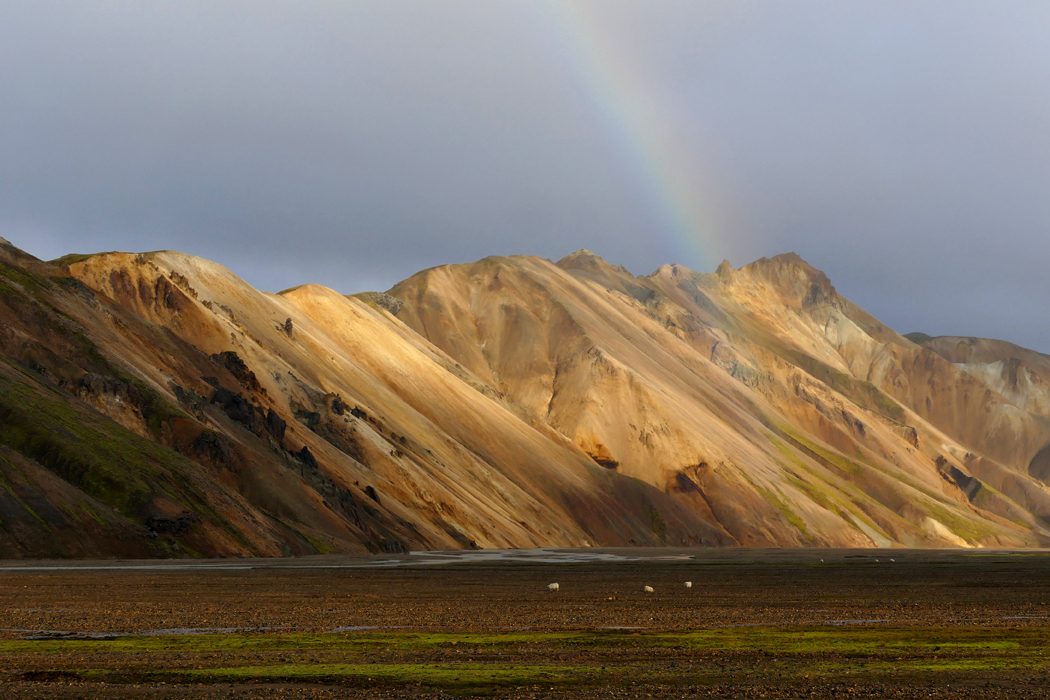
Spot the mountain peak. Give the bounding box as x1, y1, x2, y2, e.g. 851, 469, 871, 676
768, 251, 807, 265
650, 263, 695, 279
738, 253, 837, 307
0, 232, 1045, 556
557, 249, 606, 268
0, 236, 43, 265
556, 250, 634, 282
743, 252, 821, 277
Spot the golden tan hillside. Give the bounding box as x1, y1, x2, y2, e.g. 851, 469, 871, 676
911, 334, 1050, 488
911, 335, 1050, 419
392, 250, 1050, 548
0, 236, 1048, 556
0, 239, 715, 557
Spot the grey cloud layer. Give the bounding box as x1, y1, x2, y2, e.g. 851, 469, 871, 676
1, 1, 1047, 349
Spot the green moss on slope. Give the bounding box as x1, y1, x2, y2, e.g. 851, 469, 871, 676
49, 252, 115, 268
767, 433, 890, 539
0, 258, 187, 442
738, 469, 810, 540
0, 361, 249, 552
0, 369, 153, 515
772, 423, 1000, 544
780, 348, 906, 424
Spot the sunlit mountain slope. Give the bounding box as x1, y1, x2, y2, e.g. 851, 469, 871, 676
0, 235, 1048, 556
392, 251, 1050, 548
0, 239, 713, 557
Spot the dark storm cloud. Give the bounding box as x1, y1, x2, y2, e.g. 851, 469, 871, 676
627, 1, 1050, 351
0, 1, 656, 291
1, 2, 1048, 350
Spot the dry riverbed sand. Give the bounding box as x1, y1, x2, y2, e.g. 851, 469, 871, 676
0, 548, 1048, 698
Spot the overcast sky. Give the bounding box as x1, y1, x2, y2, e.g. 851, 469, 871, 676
2, 1, 1048, 350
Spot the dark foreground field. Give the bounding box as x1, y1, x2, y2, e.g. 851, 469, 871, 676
0, 548, 1049, 698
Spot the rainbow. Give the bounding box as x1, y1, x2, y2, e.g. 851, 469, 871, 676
537, 1, 731, 271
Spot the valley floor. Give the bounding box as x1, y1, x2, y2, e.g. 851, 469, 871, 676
0, 549, 1048, 698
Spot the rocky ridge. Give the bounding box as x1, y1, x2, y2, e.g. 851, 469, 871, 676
0, 236, 1047, 556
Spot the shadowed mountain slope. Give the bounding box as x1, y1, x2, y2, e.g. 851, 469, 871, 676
911, 335, 1050, 486
912, 335, 1050, 419
1, 236, 1049, 556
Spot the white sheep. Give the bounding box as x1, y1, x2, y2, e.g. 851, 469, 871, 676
547, 583, 559, 592
644, 585, 654, 594
684, 581, 692, 589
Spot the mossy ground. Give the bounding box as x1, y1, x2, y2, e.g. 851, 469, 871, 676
1, 552, 1049, 696
2, 626, 1048, 690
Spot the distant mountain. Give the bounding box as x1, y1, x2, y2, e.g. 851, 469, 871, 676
911, 335, 1050, 484
0, 236, 1047, 557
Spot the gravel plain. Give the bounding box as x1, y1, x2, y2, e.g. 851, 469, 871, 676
0, 548, 1048, 698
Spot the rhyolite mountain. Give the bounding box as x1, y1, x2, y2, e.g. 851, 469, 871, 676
0, 237, 1048, 558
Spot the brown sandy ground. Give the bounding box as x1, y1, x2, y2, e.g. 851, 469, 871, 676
0, 550, 1048, 698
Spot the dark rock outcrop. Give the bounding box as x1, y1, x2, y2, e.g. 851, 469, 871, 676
299, 445, 318, 470
937, 456, 983, 501
265, 408, 287, 442
210, 387, 285, 442
211, 351, 263, 394
354, 291, 403, 316
211, 387, 256, 426
146, 511, 198, 535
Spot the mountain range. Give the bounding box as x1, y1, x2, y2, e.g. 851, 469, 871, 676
0, 236, 1048, 558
